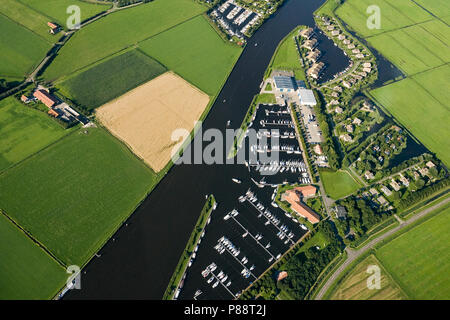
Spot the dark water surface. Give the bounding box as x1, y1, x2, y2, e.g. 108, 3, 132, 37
65, 0, 350, 299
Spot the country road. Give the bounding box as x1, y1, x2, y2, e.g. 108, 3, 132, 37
315, 196, 450, 300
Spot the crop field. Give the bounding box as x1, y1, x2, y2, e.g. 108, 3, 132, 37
328, 255, 406, 300
0, 128, 156, 266
44, 0, 206, 81
139, 15, 242, 96
96, 72, 210, 172
20, 0, 111, 27
412, 64, 450, 107
0, 213, 67, 300
376, 206, 450, 299
367, 25, 447, 76
335, 0, 430, 38
369, 76, 450, 166
0, 14, 51, 78
320, 169, 361, 199
0, 0, 56, 42
57, 49, 166, 111
0, 97, 72, 172
413, 0, 450, 18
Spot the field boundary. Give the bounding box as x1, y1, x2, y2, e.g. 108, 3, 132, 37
0, 209, 66, 268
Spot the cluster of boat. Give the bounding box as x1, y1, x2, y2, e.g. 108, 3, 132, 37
254, 160, 307, 173
260, 119, 293, 127
223, 209, 239, 221
215, 236, 240, 257
202, 262, 232, 289
256, 130, 296, 139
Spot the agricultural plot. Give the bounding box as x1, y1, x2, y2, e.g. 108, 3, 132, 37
420, 19, 450, 47
0, 214, 66, 300
0, 14, 51, 78
320, 169, 361, 200
44, 0, 206, 81
57, 49, 166, 112
335, 0, 425, 38
96, 72, 210, 172
369, 77, 450, 166
412, 64, 450, 107
0, 0, 55, 42
329, 255, 406, 300
377, 206, 450, 299
20, 0, 111, 27
0, 97, 71, 172
413, 0, 450, 18
367, 26, 446, 76
0, 128, 156, 266
139, 15, 242, 96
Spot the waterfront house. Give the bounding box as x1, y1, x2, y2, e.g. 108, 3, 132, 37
281, 189, 320, 224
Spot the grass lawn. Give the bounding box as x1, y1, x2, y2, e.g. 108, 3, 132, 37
57, 49, 166, 111
0, 128, 156, 266
20, 0, 111, 27
139, 15, 242, 96
268, 27, 305, 80
44, 0, 206, 81
297, 231, 330, 254
0, 214, 67, 300
0, 97, 73, 172
376, 206, 450, 299
0, 14, 51, 78
255, 93, 276, 104
369, 77, 450, 166
328, 254, 407, 300
320, 169, 361, 199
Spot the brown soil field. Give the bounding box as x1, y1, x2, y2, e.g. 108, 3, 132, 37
96, 72, 210, 172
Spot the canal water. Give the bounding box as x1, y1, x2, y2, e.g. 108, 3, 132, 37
65, 0, 359, 299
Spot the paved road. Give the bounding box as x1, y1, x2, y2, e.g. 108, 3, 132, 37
315, 196, 450, 300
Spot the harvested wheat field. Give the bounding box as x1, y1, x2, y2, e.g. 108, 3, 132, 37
97, 72, 210, 171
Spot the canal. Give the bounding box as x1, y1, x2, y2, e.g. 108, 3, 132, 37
64, 0, 356, 299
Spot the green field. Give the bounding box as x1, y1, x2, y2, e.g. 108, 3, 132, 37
0, 128, 156, 266
320, 169, 361, 199
20, 0, 111, 27
0, 14, 51, 77
0, 97, 72, 172
377, 206, 450, 299
369, 74, 450, 166
139, 15, 241, 96
268, 27, 305, 80
413, 0, 450, 18
44, 0, 206, 81
57, 49, 166, 111
0, 0, 55, 42
367, 25, 447, 76
0, 213, 66, 300
335, 0, 430, 38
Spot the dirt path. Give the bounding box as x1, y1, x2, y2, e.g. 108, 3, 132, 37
315, 196, 450, 300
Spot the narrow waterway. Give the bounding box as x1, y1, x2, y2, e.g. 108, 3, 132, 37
64, 0, 360, 299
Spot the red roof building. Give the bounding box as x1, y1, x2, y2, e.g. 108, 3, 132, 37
33, 89, 57, 108
282, 188, 320, 224
47, 22, 58, 29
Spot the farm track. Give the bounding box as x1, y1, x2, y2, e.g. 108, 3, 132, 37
315, 196, 450, 300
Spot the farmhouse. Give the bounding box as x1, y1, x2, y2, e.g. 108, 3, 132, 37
281, 188, 320, 224
33, 89, 58, 108
47, 22, 60, 34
